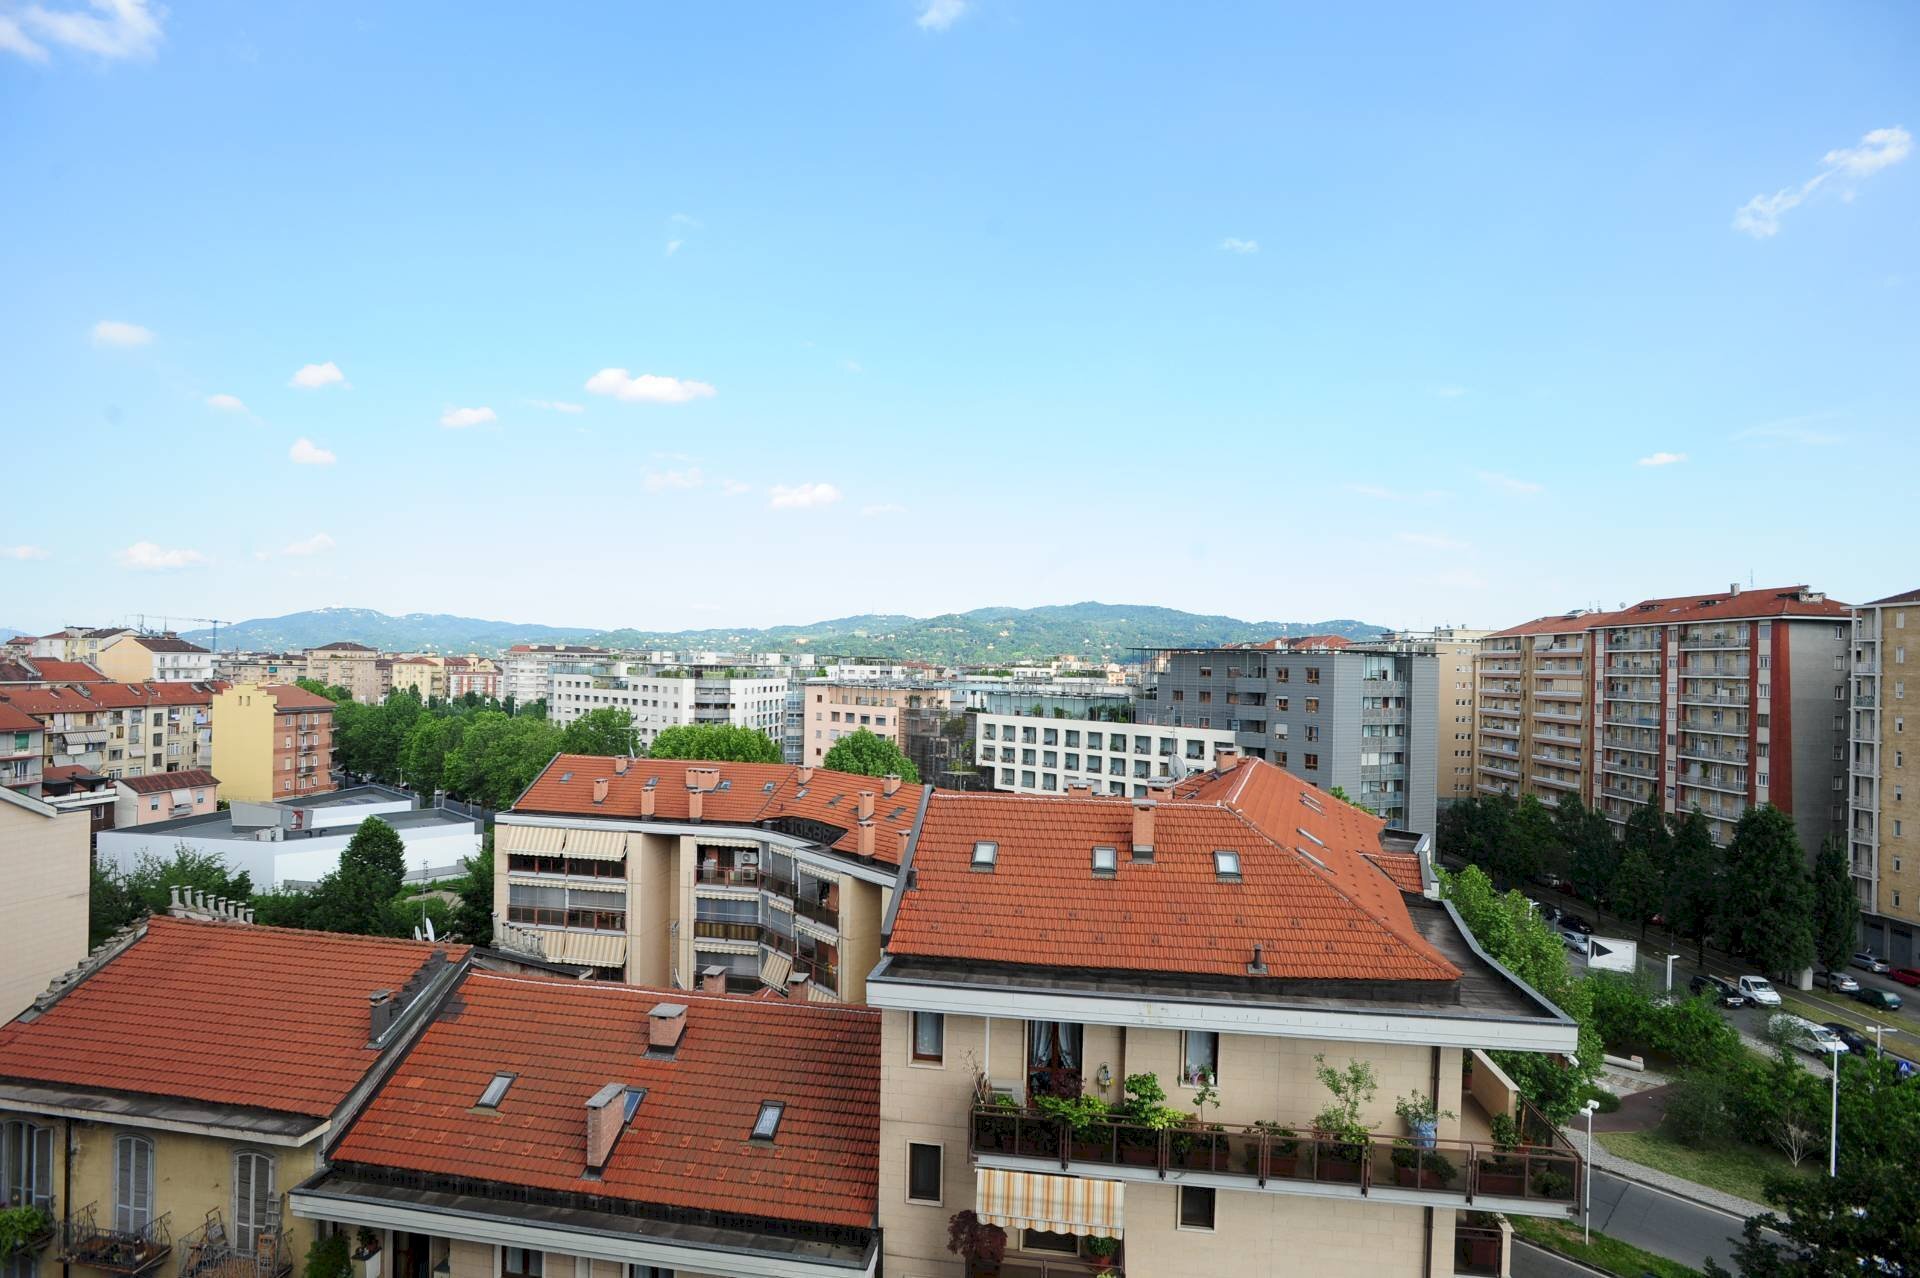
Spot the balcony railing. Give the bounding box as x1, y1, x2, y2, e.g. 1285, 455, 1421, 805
1680, 634, 1749, 650
969, 1107, 1579, 1217
697, 865, 760, 887
178, 1203, 292, 1278
793, 893, 838, 929
59, 1205, 172, 1276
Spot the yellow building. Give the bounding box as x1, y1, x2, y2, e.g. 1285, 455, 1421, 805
386, 656, 446, 701
0, 786, 90, 1019
0, 909, 462, 1278
209, 684, 337, 803
94, 636, 215, 685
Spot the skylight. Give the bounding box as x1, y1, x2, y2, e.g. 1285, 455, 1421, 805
1296, 845, 1329, 871
478, 1073, 515, 1108
622, 1086, 647, 1122
1298, 791, 1324, 814
1091, 845, 1117, 877
1214, 849, 1242, 881
971, 841, 998, 870
1296, 826, 1326, 848
717, 779, 732, 790
763, 782, 777, 794
751, 1101, 785, 1141
559, 772, 574, 783
826, 794, 842, 807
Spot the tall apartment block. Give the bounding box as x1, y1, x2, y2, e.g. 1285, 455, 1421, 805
1389, 627, 1489, 808
548, 659, 789, 751
1851, 588, 1919, 964
1475, 586, 1850, 851
1140, 638, 1439, 831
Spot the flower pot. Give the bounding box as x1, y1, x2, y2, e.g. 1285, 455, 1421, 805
1395, 1166, 1449, 1189
1119, 1142, 1158, 1167
1269, 1152, 1299, 1178
1478, 1163, 1524, 1196
1318, 1156, 1362, 1184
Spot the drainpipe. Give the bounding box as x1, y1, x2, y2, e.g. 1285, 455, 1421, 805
61, 1117, 73, 1278
1424, 1045, 1441, 1277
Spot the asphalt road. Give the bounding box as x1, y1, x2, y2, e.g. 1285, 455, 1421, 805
1586, 1166, 1751, 1272
1512, 1241, 1601, 1278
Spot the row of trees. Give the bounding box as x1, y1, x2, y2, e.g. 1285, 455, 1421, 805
1440, 794, 1856, 977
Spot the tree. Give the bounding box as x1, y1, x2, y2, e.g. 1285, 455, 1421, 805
821, 728, 920, 783
449, 836, 495, 944
1665, 808, 1721, 963
88, 862, 134, 947
303, 818, 409, 935
295, 677, 351, 703
1810, 833, 1857, 975
400, 714, 459, 795
1326, 785, 1375, 816
1612, 843, 1663, 943
1707, 1163, 1920, 1277
1501, 793, 1553, 889
1719, 805, 1815, 976
648, 723, 783, 763
440, 711, 559, 809
556, 707, 639, 757
1565, 799, 1620, 907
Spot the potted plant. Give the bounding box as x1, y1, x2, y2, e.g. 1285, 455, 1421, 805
1037, 1093, 1114, 1163
1390, 1140, 1458, 1189
1477, 1111, 1525, 1196
1240, 1120, 1300, 1176
1084, 1235, 1119, 1265
1394, 1092, 1456, 1150
1115, 1073, 1176, 1166
1311, 1054, 1378, 1183
0, 1206, 53, 1262
946, 1211, 1007, 1278
1530, 1168, 1574, 1200
975, 1093, 1020, 1153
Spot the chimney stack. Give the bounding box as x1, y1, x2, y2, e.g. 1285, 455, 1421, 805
686, 786, 704, 822
797, 766, 814, 786
648, 1002, 688, 1052
687, 766, 719, 791
1216, 746, 1242, 772
895, 829, 912, 861
1066, 780, 1092, 797
1728, 582, 1742, 596
368, 989, 397, 1040
700, 965, 728, 994
1131, 799, 1156, 861
858, 820, 876, 860
614, 756, 629, 775
857, 790, 875, 822
640, 787, 656, 818
787, 973, 811, 998
585, 1081, 627, 1173
882, 773, 901, 797
592, 777, 609, 805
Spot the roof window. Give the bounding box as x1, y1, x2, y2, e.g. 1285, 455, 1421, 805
826, 794, 842, 807
622, 1086, 647, 1122
645, 776, 659, 789
717, 779, 732, 791
1296, 826, 1326, 848
559, 772, 574, 783
1214, 850, 1242, 881
1296, 845, 1329, 871
751, 1101, 785, 1141
1298, 791, 1324, 814
1091, 845, 1117, 877
971, 841, 998, 870
478, 1073, 515, 1108
763, 782, 778, 793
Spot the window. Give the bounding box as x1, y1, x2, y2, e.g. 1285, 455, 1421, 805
1027, 1021, 1082, 1091
233, 1151, 276, 1252
912, 1012, 945, 1064
1091, 845, 1117, 877
502, 1249, 543, 1278
2, 1119, 53, 1215
1182, 1031, 1219, 1086
1178, 1185, 1216, 1230
752, 1101, 785, 1141
1212, 850, 1241, 882
114, 1135, 154, 1233
972, 841, 998, 869
1303, 753, 1320, 771
1305, 698, 1319, 714
1021, 1231, 1078, 1255
478, 1073, 515, 1107
906, 1141, 943, 1204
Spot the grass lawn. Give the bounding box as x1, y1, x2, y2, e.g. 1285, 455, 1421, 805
1508, 1215, 1703, 1278
1597, 1123, 1816, 1206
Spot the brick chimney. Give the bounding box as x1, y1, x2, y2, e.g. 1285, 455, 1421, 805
686, 786, 703, 822
882, 773, 901, 797
687, 766, 719, 791
585, 1081, 627, 1173
592, 777, 610, 805
797, 765, 814, 785
1216, 746, 1242, 772
700, 965, 728, 994
640, 786, 656, 818
648, 1002, 688, 1053
895, 829, 912, 861
1131, 799, 1156, 861
614, 756, 630, 775
368, 989, 397, 1039
858, 820, 875, 859
1066, 780, 1092, 797
857, 790, 875, 822
787, 973, 811, 998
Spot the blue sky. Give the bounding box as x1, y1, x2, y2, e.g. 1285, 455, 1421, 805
2, 1, 1915, 636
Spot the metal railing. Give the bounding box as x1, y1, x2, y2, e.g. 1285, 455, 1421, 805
177, 1204, 291, 1278
59, 1205, 172, 1276
793, 894, 838, 928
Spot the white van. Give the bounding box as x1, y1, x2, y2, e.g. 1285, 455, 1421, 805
1769, 1013, 1850, 1058
1737, 975, 1782, 1007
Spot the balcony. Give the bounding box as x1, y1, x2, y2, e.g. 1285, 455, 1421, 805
1480, 762, 1520, 780
1679, 718, 1746, 737
969, 1106, 1580, 1219
1678, 773, 1747, 797
1600, 732, 1657, 754
1678, 742, 1748, 765
1479, 723, 1520, 739
58, 1206, 171, 1276
793, 893, 839, 929
1680, 633, 1749, 651
1533, 708, 1582, 724
1601, 757, 1657, 779
1600, 712, 1660, 730
697, 864, 761, 887
1533, 688, 1583, 702
1531, 773, 1580, 792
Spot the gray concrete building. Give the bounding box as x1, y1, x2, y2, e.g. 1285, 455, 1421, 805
1138, 638, 1439, 831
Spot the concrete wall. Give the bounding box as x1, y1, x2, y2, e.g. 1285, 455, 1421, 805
1783, 617, 1849, 857
97, 820, 478, 891
0, 793, 90, 1018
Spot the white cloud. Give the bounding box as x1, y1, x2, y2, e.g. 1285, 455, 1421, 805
2, 544, 51, 561
281, 532, 335, 557
665, 239, 683, 256
13, 0, 163, 61
206, 392, 249, 414
861, 502, 907, 517
290, 360, 346, 389
643, 467, 703, 492
917, 0, 966, 31
1477, 470, 1543, 495
720, 479, 752, 497
769, 482, 842, 510
1396, 531, 1467, 550
669, 212, 701, 228
1432, 384, 1468, 399
439, 405, 497, 429
289, 437, 336, 465
584, 368, 717, 404
1735, 416, 1841, 447
1218, 237, 1259, 254
527, 399, 584, 414
116, 540, 206, 571
1344, 483, 1399, 501
1734, 126, 1912, 237
91, 319, 152, 347
844, 359, 863, 374
1636, 451, 1687, 467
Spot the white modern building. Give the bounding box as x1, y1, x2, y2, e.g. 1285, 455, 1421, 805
548, 660, 789, 750
500, 644, 612, 706
975, 710, 1236, 796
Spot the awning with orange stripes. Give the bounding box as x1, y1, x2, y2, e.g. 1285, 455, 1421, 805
974, 1169, 1124, 1238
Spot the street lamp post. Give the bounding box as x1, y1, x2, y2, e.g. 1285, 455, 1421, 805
1665, 952, 1680, 994
1582, 1098, 1600, 1243
1826, 1044, 1841, 1179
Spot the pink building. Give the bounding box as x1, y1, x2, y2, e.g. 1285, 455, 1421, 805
113, 767, 221, 826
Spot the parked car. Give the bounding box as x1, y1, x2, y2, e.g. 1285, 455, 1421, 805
1854, 987, 1905, 1012
1560, 929, 1590, 956
1822, 1023, 1870, 1056
1853, 950, 1891, 974
1560, 915, 1593, 935
1690, 974, 1747, 1007
1738, 975, 1783, 1007
1770, 1014, 1851, 1058
1890, 967, 1920, 988
1816, 970, 1862, 993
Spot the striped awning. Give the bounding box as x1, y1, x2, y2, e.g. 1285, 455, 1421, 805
500, 824, 565, 854
759, 949, 794, 989
975, 1170, 1124, 1239
563, 827, 628, 860
539, 931, 628, 967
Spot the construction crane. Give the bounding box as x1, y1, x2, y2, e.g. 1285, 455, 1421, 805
133, 614, 232, 651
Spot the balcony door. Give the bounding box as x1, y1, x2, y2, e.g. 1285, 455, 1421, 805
1027, 1021, 1083, 1097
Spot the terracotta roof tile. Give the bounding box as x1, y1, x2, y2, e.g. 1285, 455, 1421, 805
330, 973, 879, 1228
0, 682, 223, 714
118, 768, 219, 793
1599, 585, 1848, 624
0, 916, 465, 1117
1865, 587, 1920, 607
260, 684, 339, 711
0, 703, 41, 733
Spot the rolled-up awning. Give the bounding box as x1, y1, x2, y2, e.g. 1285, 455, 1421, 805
975, 1170, 1124, 1238
500, 824, 565, 854
759, 949, 794, 989
539, 931, 628, 967
563, 827, 628, 860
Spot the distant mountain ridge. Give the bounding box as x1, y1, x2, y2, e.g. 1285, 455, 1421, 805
183, 603, 1387, 663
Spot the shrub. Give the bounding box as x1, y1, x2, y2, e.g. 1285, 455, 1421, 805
1663, 1072, 1732, 1148
303, 1234, 351, 1278
946, 1211, 1007, 1266
0, 1206, 52, 1260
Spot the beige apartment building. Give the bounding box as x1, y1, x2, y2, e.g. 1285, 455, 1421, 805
1391, 627, 1490, 807
0, 785, 91, 1018
1851, 587, 1919, 964
494, 755, 926, 1003
1, 701, 45, 796
210, 683, 337, 802
803, 679, 952, 766
1475, 612, 1596, 809
0, 682, 216, 782
303, 641, 390, 703
95, 633, 215, 683
29, 626, 132, 665
387, 654, 447, 700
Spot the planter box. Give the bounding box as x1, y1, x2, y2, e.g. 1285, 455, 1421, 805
1394, 1166, 1453, 1190
1478, 1166, 1525, 1196
1119, 1143, 1158, 1167
1318, 1157, 1362, 1184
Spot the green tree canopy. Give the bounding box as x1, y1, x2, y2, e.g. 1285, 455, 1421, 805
556, 707, 640, 757
1611, 841, 1664, 943
440, 711, 561, 809
449, 836, 495, 944
1720, 804, 1815, 976
90, 845, 255, 944
820, 728, 920, 783
1810, 833, 1858, 974
1663, 807, 1721, 962
648, 723, 783, 763
1707, 1162, 1919, 1277
303, 817, 410, 936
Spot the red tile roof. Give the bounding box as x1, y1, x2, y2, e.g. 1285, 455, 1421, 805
887, 760, 1458, 983
330, 972, 879, 1229
118, 768, 219, 794
515, 756, 925, 863
1487, 612, 1607, 639
1599, 585, 1848, 625
309, 642, 377, 652
0, 659, 107, 684
123, 636, 211, 654
1866, 587, 1920, 607
260, 683, 340, 711
0, 703, 42, 734
0, 682, 223, 714
0, 916, 465, 1117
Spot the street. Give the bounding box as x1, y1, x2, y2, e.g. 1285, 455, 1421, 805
1510, 1168, 1770, 1277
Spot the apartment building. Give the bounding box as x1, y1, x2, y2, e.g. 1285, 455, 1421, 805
29, 626, 132, 665
495, 756, 925, 1003
302, 641, 389, 704
209, 682, 336, 802
803, 680, 953, 767
1140, 639, 1440, 831
1390, 627, 1490, 808
1, 701, 45, 796
387, 654, 447, 701
95, 633, 215, 683
0, 910, 465, 1278
212, 650, 304, 686
1476, 586, 1851, 851
442, 655, 500, 699
1850, 587, 1919, 964
550, 661, 789, 752
869, 757, 1582, 1278
0, 785, 90, 1018
501, 643, 610, 705
975, 710, 1234, 795
0, 682, 217, 782
112, 768, 221, 827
